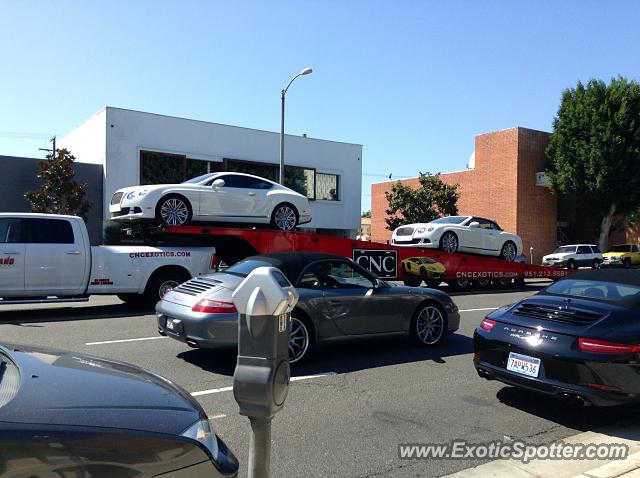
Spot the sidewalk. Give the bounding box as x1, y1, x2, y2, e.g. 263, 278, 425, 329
442, 422, 640, 478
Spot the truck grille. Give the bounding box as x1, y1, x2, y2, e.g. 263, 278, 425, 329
173, 277, 223, 296
513, 303, 603, 325
111, 192, 124, 205
395, 227, 415, 236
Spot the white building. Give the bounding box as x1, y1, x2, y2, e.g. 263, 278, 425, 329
59, 107, 363, 236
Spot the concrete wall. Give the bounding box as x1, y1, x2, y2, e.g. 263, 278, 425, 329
61, 107, 363, 233
371, 127, 558, 261
0, 155, 104, 244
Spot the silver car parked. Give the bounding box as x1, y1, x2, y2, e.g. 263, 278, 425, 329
156, 252, 460, 363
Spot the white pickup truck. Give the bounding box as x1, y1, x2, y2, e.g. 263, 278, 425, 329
0, 213, 216, 307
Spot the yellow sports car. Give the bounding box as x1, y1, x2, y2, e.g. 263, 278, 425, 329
602, 244, 640, 268
401, 256, 446, 287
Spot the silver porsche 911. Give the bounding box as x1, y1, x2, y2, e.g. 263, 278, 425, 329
156, 252, 460, 363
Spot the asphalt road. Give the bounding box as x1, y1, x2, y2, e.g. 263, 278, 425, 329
1, 282, 637, 478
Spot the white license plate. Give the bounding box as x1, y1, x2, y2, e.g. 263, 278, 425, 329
507, 352, 541, 378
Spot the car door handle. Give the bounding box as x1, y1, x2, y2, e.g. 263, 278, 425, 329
3, 251, 20, 255
329, 300, 342, 305
248, 192, 256, 196
66, 251, 82, 255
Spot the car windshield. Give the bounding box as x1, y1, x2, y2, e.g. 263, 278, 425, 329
554, 246, 577, 253
609, 245, 631, 252
182, 173, 217, 184
430, 216, 469, 224
545, 279, 640, 303
224, 258, 275, 277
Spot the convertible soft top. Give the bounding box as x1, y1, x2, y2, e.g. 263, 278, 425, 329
240, 252, 349, 283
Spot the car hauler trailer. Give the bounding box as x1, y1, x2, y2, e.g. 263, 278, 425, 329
160, 225, 571, 290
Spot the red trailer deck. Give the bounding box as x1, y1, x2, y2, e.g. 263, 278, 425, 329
162, 225, 571, 290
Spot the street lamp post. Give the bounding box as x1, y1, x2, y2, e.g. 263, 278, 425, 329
279, 67, 312, 185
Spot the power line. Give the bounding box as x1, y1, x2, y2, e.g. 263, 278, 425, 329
0, 131, 53, 140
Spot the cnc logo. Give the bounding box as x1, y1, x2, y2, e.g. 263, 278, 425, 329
1, 257, 15, 266
353, 249, 397, 279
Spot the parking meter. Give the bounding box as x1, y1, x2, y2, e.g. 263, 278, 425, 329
232, 266, 299, 478
232, 266, 299, 417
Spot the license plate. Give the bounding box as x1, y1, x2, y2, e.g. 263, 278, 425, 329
507, 352, 541, 378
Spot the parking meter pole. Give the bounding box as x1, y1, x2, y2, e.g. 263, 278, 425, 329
248, 417, 272, 478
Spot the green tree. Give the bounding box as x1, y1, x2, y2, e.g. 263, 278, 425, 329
361, 210, 371, 218
385, 172, 459, 231
25, 148, 91, 221
546, 77, 640, 250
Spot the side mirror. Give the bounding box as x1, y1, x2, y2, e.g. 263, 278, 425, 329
212, 179, 225, 188
469, 221, 480, 228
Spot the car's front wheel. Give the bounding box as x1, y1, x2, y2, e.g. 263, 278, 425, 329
567, 259, 577, 270
271, 203, 299, 231
439, 231, 458, 253
500, 241, 517, 261
289, 315, 314, 364
624, 258, 632, 269
156, 195, 192, 226
411, 303, 447, 346
592, 259, 601, 269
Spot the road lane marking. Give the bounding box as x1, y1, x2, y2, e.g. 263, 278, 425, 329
458, 307, 499, 313
209, 414, 226, 419
191, 372, 337, 397
85, 336, 169, 345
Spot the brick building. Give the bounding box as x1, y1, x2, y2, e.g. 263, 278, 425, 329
371, 127, 558, 263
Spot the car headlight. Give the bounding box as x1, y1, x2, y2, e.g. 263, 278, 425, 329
416, 227, 426, 233
125, 190, 148, 200
182, 418, 219, 459
427, 227, 434, 232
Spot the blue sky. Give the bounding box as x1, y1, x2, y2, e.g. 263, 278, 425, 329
1, 0, 639, 212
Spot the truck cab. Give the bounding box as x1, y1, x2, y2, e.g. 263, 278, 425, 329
0, 214, 91, 297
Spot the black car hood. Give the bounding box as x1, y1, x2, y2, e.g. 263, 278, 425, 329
0, 343, 203, 435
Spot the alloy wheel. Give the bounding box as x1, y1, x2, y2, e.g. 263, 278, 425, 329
275, 206, 297, 231
160, 198, 189, 225
501, 242, 517, 261
289, 317, 310, 363
158, 280, 180, 299
415, 305, 445, 345
440, 232, 458, 253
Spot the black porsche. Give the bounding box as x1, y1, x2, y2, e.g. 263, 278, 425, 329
474, 269, 640, 406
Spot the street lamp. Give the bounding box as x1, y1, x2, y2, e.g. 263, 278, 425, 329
279, 67, 312, 184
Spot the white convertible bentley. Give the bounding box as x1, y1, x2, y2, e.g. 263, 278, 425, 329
109, 172, 312, 231
391, 215, 523, 261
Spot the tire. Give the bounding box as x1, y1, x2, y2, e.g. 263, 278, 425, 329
624, 258, 632, 269
592, 259, 600, 269
497, 278, 512, 288
475, 278, 491, 289
117, 293, 146, 306
567, 259, 577, 270
156, 194, 192, 226
449, 278, 470, 290
143, 270, 189, 307
439, 231, 458, 254
410, 302, 448, 346
403, 277, 422, 287
500, 241, 517, 261
289, 314, 314, 364
271, 203, 299, 231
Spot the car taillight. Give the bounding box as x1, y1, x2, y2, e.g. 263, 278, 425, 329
480, 318, 496, 331
585, 382, 622, 392
578, 337, 640, 354
192, 299, 237, 314
210, 254, 218, 270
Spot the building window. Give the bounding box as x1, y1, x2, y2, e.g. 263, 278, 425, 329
140, 151, 222, 185
316, 173, 339, 201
